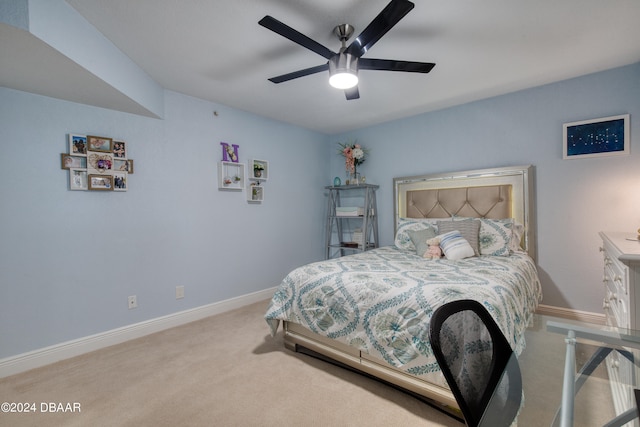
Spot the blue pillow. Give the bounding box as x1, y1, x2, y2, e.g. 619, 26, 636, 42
407, 228, 437, 257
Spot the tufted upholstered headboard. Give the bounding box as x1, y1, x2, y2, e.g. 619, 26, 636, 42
405, 185, 512, 219
393, 165, 536, 261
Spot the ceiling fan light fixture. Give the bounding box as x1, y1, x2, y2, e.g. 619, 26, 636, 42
329, 72, 358, 90
329, 53, 358, 89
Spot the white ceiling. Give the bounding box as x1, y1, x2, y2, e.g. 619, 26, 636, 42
4, 1, 640, 135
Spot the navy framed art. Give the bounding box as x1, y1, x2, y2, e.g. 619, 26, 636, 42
563, 114, 629, 159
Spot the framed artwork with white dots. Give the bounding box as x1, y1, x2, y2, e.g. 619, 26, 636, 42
563, 114, 629, 159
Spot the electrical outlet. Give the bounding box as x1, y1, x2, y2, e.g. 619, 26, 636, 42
128, 295, 137, 309
176, 285, 185, 299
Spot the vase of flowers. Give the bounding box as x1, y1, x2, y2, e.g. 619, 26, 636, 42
338, 141, 368, 185
253, 163, 264, 178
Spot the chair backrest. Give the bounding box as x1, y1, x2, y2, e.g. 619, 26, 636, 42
429, 299, 522, 427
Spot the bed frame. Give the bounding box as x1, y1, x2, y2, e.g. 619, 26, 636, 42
282, 165, 537, 411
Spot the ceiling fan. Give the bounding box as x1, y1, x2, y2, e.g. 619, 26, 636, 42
258, 0, 436, 100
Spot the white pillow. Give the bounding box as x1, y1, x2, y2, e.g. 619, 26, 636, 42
454, 217, 525, 256
438, 230, 475, 260
437, 219, 480, 256
510, 221, 526, 252
477, 218, 515, 256
394, 218, 442, 251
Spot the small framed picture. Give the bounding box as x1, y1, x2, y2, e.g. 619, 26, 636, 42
563, 114, 630, 159
88, 174, 114, 191
113, 172, 127, 192
113, 158, 133, 173
113, 140, 127, 159
69, 168, 88, 190
87, 152, 114, 174
68, 134, 87, 156
61, 153, 87, 169
87, 135, 113, 153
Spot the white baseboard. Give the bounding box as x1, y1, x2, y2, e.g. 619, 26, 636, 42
0, 296, 605, 379
0, 287, 276, 378
536, 304, 606, 324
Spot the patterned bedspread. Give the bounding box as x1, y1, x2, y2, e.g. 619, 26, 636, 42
265, 246, 542, 387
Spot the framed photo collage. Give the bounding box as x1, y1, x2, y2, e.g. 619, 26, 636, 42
62, 134, 134, 191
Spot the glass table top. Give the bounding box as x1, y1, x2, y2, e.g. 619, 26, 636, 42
494, 314, 640, 427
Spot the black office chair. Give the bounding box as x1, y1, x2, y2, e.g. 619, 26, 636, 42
429, 299, 522, 427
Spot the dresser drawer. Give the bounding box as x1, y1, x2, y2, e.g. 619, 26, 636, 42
602, 245, 630, 328
604, 276, 628, 328
603, 246, 629, 295
605, 348, 636, 415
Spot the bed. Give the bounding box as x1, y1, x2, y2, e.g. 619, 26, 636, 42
265, 165, 542, 411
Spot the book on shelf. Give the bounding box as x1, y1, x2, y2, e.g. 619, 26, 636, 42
353, 228, 363, 247
336, 207, 364, 217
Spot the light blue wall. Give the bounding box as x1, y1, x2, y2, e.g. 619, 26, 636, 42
0, 88, 327, 359
330, 62, 640, 314
2, 62, 639, 361
0, 0, 29, 30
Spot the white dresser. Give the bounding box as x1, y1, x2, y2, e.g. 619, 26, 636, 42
600, 232, 640, 329
599, 231, 640, 424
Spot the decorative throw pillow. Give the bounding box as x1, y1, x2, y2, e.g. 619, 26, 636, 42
509, 221, 526, 253
407, 228, 438, 257
438, 230, 475, 260
437, 219, 480, 256
394, 218, 441, 251
478, 218, 513, 256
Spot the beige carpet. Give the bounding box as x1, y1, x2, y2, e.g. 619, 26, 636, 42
0, 300, 459, 427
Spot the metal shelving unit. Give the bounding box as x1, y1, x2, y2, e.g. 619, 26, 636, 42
325, 183, 379, 259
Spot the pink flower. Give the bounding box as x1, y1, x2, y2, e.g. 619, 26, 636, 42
337, 142, 367, 174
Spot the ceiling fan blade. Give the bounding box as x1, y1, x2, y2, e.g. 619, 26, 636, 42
345, 86, 360, 100
346, 0, 414, 58
359, 58, 435, 73
259, 16, 336, 60
268, 63, 329, 84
